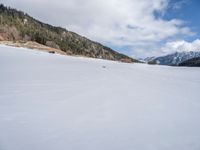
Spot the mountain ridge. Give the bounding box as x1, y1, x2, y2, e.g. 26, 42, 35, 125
146, 51, 200, 66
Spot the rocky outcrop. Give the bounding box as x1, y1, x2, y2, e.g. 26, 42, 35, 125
0, 26, 20, 40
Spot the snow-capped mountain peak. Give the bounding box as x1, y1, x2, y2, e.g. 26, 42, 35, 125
147, 51, 200, 66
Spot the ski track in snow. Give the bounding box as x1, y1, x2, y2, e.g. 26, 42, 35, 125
0, 45, 200, 150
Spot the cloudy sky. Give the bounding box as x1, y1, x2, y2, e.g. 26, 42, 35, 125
2, 0, 200, 58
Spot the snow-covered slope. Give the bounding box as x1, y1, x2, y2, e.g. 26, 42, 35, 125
1, 45, 200, 150
148, 51, 200, 66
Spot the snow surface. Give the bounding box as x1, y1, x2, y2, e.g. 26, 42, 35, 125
0, 45, 200, 150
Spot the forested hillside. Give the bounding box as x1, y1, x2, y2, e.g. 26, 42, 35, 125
0, 4, 138, 62
179, 57, 200, 67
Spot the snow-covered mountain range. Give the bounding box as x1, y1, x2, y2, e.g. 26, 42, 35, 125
146, 51, 200, 66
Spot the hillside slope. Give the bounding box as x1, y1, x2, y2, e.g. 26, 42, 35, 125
179, 57, 200, 67
1, 45, 200, 150
0, 4, 138, 63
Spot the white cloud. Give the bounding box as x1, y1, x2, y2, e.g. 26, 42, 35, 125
171, 0, 188, 10
130, 39, 200, 58
161, 39, 200, 54
1, 0, 195, 57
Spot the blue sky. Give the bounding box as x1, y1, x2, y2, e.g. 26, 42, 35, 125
165, 0, 200, 41
2, 0, 200, 58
